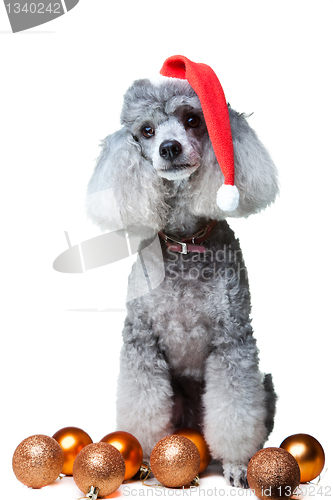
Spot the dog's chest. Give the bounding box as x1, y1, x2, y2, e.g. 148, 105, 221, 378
126, 221, 241, 379
145, 256, 225, 379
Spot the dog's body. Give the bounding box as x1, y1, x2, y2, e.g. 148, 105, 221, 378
86, 77, 278, 487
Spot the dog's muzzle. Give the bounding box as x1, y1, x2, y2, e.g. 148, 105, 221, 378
155, 138, 200, 180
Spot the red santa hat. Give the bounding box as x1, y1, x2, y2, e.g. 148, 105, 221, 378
160, 55, 239, 212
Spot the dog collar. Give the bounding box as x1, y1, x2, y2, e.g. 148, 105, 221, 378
158, 220, 217, 254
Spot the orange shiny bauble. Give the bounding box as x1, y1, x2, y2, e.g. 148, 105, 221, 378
174, 428, 211, 474
52, 427, 93, 476
100, 431, 143, 480
280, 434, 325, 483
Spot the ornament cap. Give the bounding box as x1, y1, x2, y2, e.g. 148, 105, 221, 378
139, 461, 151, 482
78, 486, 99, 500
191, 475, 200, 487
87, 486, 99, 500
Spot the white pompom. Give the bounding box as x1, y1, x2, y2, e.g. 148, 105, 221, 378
216, 184, 239, 212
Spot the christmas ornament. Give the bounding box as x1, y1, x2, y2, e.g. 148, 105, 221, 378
160, 55, 239, 212
247, 447, 300, 500
174, 428, 210, 474
280, 434, 325, 483
12, 434, 64, 489
73, 442, 125, 498
52, 426, 93, 475
100, 430, 143, 480
150, 435, 200, 488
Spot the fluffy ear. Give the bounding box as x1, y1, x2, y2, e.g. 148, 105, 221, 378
228, 108, 279, 217
86, 128, 168, 234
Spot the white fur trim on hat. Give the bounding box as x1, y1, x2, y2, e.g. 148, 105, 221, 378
216, 184, 239, 212
148, 74, 172, 86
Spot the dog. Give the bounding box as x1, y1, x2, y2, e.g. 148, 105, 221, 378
86, 64, 279, 487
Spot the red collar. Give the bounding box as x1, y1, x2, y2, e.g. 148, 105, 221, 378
158, 220, 217, 254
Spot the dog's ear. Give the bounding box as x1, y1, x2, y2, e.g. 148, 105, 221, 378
86, 128, 168, 234
229, 109, 279, 217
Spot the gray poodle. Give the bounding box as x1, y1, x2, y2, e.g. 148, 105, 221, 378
86, 72, 279, 488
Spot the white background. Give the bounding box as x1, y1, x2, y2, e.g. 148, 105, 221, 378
0, 1, 332, 498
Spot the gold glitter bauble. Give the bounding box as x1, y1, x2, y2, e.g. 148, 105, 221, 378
174, 428, 211, 474
150, 435, 200, 488
12, 435, 64, 489
52, 426, 93, 476
247, 447, 300, 500
280, 434, 325, 483
73, 442, 125, 497
100, 431, 143, 480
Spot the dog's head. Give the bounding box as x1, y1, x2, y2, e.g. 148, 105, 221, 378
86, 78, 278, 234
121, 78, 207, 182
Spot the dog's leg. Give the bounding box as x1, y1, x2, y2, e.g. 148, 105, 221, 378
203, 335, 268, 488
116, 325, 174, 458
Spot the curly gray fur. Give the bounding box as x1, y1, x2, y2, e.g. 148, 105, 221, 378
86, 77, 279, 488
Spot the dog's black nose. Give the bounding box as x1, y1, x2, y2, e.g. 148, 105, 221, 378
159, 140, 182, 160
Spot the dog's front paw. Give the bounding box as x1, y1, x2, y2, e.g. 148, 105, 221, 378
222, 463, 249, 488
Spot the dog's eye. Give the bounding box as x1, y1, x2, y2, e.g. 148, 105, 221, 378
186, 115, 201, 128
141, 126, 155, 138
